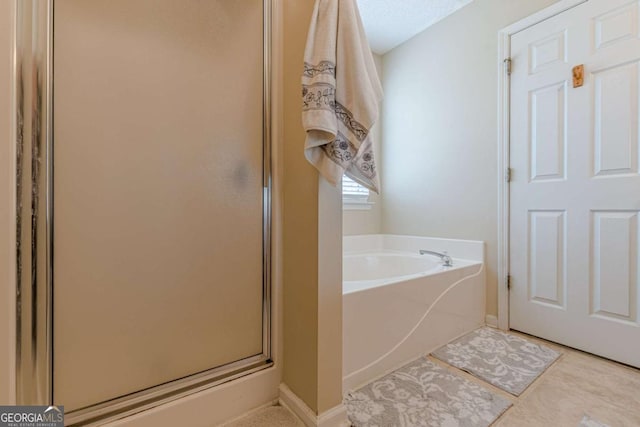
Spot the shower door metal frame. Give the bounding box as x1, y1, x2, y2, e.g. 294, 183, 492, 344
14, 0, 274, 424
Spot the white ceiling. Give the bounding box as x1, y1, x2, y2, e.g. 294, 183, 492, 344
357, 0, 474, 54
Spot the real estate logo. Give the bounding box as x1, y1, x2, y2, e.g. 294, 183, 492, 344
0, 406, 64, 427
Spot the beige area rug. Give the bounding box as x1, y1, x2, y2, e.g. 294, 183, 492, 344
344, 357, 511, 427
432, 327, 560, 396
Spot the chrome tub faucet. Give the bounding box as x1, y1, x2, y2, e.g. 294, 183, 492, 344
419, 249, 453, 267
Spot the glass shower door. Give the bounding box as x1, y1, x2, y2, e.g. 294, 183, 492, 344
50, 0, 269, 419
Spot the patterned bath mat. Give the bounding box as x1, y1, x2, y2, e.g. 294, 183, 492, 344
432, 327, 560, 396
344, 357, 512, 427
579, 415, 610, 427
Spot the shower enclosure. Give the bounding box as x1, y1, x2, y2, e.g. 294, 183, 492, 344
15, 0, 272, 424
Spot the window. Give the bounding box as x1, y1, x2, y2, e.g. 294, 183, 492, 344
342, 175, 372, 209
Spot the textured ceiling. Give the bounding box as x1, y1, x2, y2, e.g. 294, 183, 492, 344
357, 0, 474, 54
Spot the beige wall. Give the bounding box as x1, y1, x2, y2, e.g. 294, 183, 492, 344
380, 0, 559, 316
316, 179, 343, 413
282, 0, 344, 414
282, 0, 320, 414
343, 54, 383, 236
0, 0, 14, 405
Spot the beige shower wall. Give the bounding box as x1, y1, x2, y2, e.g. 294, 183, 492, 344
380, 0, 560, 317
0, 0, 14, 405
342, 54, 383, 236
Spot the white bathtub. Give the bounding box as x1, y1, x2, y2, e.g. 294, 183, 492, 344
343, 234, 485, 391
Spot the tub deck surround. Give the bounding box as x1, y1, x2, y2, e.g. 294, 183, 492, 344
342, 234, 486, 392
344, 252, 481, 292
343, 234, 485, 261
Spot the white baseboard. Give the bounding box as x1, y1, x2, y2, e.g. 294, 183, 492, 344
279, 384, 350, 427
278, 384, 316, 427
485, 314, 498, 328
317, 403, 349, 427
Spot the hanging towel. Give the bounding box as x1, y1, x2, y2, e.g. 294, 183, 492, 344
302, 0, 383, 193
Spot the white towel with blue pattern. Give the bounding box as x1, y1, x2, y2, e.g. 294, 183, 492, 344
302, 0, 383, 193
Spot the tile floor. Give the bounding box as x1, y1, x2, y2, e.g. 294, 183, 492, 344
222, 331, 640, 426
491, 331, 640, 427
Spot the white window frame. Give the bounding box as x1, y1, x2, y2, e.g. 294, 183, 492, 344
342, 176, 373, 210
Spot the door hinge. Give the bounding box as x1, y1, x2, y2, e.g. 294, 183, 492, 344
504, 58, 512, 76
506, 275, 512, 290
505, 167, 512, 182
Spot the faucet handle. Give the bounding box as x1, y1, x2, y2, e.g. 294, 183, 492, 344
442, 251, 453, 267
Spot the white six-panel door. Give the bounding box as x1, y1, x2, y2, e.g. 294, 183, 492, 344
509, 0, 640, 367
